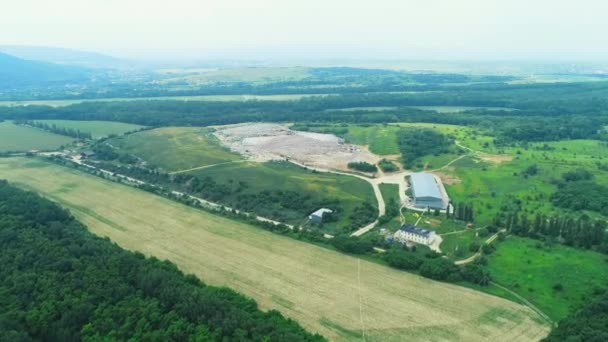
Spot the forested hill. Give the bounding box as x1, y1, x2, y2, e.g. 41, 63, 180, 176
0, 52, 88, 87
0, 180, 323, 341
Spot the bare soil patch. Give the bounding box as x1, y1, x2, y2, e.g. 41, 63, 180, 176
479, 153, 513, 164
214, 123, 381, 171
436, 171, 462, 185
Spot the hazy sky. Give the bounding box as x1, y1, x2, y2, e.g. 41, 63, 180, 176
1, 0, 607, 60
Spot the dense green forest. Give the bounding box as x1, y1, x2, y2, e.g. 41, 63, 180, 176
0, 180, 322, 341
3, 80, 608, 144
0, 66, 515, 100
544, 289, 608, 342
396, 127, 454, 166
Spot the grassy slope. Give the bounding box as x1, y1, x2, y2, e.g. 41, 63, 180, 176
0, 121, 73, 152
0, 157, 550, 341
444, 139, 608, 224
34, 120, 143, 139
343, 125, 401, 155
190, 161, 376, 230
309, 123, 464, 170
487, 236, 608, 321
379, 183, 400, 204
109, 127, 243, 171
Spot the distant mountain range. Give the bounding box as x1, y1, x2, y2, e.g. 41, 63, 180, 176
0, 52, 90, 87
0, 46, 125, 69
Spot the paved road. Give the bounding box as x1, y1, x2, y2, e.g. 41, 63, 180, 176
287, 160, 411, 236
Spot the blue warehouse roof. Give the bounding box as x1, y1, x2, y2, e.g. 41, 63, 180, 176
410, 172, 442, 200
399, 224, 433, 237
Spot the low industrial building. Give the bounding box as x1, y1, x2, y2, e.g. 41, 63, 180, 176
309, 208, 333, 223
393, 224, 436, 246
410, 172, 445, 209
80, 151, 96, 159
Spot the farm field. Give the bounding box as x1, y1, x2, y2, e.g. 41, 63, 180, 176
156, 66, 312, 84
34, 120, 143, 139
487, 236, 608, 321
405, 106, 517, 113
0, 157, 550, 341
109, 127, 243, 172
0, 121, 74, 152
188, 160, 376, 230
0, 93, 326, 107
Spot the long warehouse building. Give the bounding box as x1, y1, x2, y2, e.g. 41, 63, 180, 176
410, 172, 445, 209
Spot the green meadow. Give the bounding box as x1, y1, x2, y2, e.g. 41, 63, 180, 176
444, 139, 608, 225
109, 127, 243, 172
379, 183, 400, 204
189, 160, 376, 230
35, 120, 143, 139
0, 121, 74, 152
487, 236, 608, 321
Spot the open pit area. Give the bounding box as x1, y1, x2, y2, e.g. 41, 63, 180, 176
214, 123, 381, 171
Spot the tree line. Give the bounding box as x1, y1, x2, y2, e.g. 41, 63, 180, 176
493, 211, 608, 254
87, 159, 354, 227
0, 180, 323, 341
544, 288, 608, 341
2, 79, 608, 146
14, 119, 92, 139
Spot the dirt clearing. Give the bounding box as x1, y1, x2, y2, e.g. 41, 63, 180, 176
214, 123, 381, 171
436, 171, 462, 185
479, 153, 513, 164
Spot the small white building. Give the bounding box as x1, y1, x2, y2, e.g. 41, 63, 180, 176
394, 224, 436, 246
309, 208, 333, 223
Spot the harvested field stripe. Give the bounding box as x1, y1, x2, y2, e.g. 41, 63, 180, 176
0, 157, 551, 342
358, 259, 367, 342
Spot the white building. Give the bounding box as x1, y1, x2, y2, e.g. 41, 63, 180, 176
410, 172, 446, 209
309, 208, 333, 223
393, 224, 436, 246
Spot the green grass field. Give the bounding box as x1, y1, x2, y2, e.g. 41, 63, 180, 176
189, 161, 376, 230
444, 139, 608, 224
0, 121, 74, 152
379, 183, 400, 205
487, 236, 608, 321
0, 157, 550, 341
344, 125, 402, 155
299, 123, 467, 168
109, 127, 243, 172
34, 120, 143, 139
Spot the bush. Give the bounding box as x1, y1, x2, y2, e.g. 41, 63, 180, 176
347, 161, 378, 173
419, 258, 458, 281
331, 235, 374, 254
384, 247, 424, 270
378, 159, 398, 172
